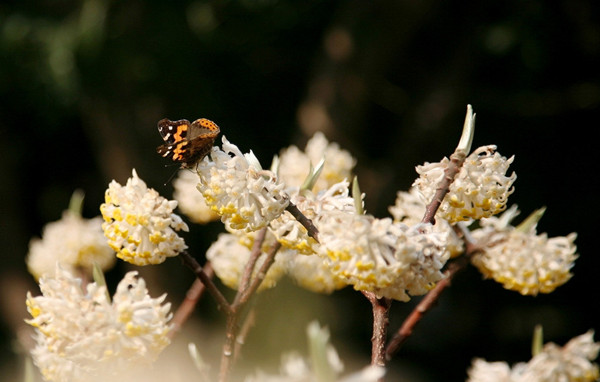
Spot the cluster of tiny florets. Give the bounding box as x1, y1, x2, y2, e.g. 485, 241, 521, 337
471, 206, 578, 295
100, 169, 188, 265
26, 266, 172, 382
414, 145, 516, 222
196, 137, 290, 232
317, 212, 449, 301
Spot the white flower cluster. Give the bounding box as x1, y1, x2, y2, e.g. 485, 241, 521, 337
100, 169, 188, 265
278, 131, 356, 192
414, 145, 516, 222
197, 137, 290, 232
317, 212, 450, 301
26, 210, 115, 280
467, 331, 600, 382
471, 206, 578, 295
26, 266, 172, 382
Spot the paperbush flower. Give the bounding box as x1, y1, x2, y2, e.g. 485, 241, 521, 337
26, 266, 172, 382
467, 331, 600, 382
317, 212, 449, 301
278, 131, 356, 192
26, 211, 115, 280
389, 187, 463, 257
172, 169, 219, 224
471, 206, 578, 295
197, 137, 289, 232
414, 145, 516, 222
270, 180, 357, 255
100, 169, 188, 266
206, 231, 289, 292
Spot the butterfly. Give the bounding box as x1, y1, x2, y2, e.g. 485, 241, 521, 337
156, 118, 220, 168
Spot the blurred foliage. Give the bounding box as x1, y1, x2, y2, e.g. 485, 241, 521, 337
1, 1, 599, 381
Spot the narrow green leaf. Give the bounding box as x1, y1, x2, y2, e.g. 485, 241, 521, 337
92, 262, 110, 303
532, 325, 544, 356
352, 176, 363, 215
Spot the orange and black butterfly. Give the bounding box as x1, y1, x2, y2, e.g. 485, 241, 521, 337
156, 118, 220, 168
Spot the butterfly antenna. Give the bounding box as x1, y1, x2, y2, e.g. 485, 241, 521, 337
163, 165, 180, 186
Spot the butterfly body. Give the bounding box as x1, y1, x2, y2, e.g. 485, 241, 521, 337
156, 118, 220, 168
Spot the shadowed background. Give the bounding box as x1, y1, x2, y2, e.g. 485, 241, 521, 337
1, 1, 599, 381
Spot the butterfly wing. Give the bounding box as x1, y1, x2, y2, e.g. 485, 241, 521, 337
157, 119, 191, 143
156, 117, 220, 167
156, 119, 191, 161
188, 118, 221, 140
181, 119, 221, 164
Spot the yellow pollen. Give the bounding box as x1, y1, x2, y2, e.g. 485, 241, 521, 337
113, 208, 123, 221
150, 232, 166, 244
355, 261, 374, 271
125, 213, 137, 226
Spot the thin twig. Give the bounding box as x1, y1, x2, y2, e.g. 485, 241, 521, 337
180, 251, 232, 315
421, 150, 467, 225
169, 262, 214, 339
236, 227, 268, 302
236, 241, 282, 308
286, 202, 319, 242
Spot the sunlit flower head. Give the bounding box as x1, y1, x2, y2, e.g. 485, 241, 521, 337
26, 211, 115, 280
206, 231, 289, 292
389, 187, 464, 257
471, 206, 578, 295
26, 266, 172, 382
172, 169, 219, 224
467, 331, 600, 382
100, 169, 188, 266
414, 145, 516, 222
197, 137, 290, 232
270, 180, 357, 255
278, 131, 356, 191
317, 212, 450, 301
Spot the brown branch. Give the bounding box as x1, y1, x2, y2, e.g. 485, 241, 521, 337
169, 262, 214, 339
363, 291, 392, 370
236, 227, 267, 301
286, 202, 319, 242
421, 150, 467, 225
180, 250, 232, 315
236, 241, 282, 308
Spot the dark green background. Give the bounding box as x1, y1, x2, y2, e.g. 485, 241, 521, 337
1, 1, 599, 380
